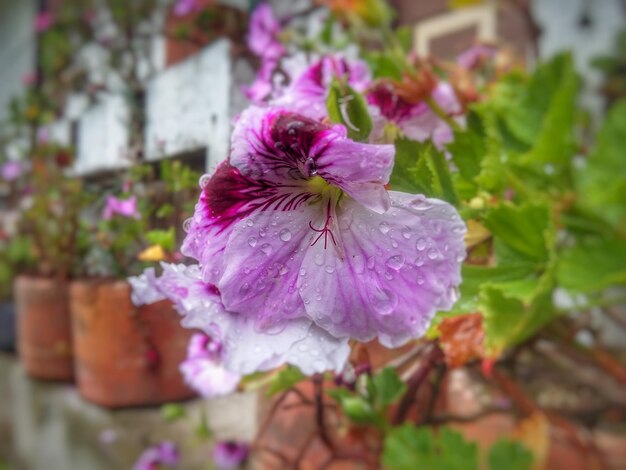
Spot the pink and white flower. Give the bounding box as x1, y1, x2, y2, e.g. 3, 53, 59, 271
182, 106, 465, 348
367, 81, 463, 148
1, 161, 23, 182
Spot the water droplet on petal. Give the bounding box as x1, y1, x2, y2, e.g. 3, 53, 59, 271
427, 249, 438, 260
299, 268, 306, 276
325, 265, 335, 274
314, 253, 324, 266
415, 255, 424, 267
401, 227, 412, 239
182, 218, 192, 233
261, 244, 272, 256
369, 287, 397, 316
279, 228, 292, 242
248, 236, 257, 247
278, 265, 288, 276
410, 196, 432, 211
246, 219, 254, 227
367, 256, 376, 270
386, 255, 405, 271
304, 157, 318, 176
199, 174, 211, 188
417, 275, 425, 285
259, 226, 268, 237
379, 222, 390, 234
240, 282, 251, 295
416, 238, 426, 251
456, 253, 465, 263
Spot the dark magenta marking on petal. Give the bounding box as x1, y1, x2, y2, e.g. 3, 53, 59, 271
203, 161, 317, 232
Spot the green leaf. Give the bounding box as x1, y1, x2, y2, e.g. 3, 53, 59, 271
326, 79, 373, 142
481, 276, 556, 355
391, 139, 458, 205
161, 403, 186, 421
576, 100, 626, 231
145, 228, 176, 251
383, 425, 478, 470
488, 439, 534, 470
265, 366, 305, 397
484, 202, 553, 265
341, 396, 378, 424
371, 367, 406, 408
557, 237, 626, 293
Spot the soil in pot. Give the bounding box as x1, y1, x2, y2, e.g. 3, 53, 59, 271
14, 276, 74, 380
70, 279, 195, 408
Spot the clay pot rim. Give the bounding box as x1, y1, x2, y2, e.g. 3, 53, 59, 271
14, 274, 70, 287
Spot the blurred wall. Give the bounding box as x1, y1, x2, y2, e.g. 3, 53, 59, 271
0, 0, 36, 122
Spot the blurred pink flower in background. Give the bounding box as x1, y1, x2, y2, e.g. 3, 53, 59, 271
102, 195, 140, 220
173, 0, 201, 16
35, 11, 54, 33
1, 162, 23, 182
133, 441, 179, 470
212, 441, 249, 470
21, 72, 37, 87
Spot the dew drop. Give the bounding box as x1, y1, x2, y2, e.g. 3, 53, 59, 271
248, 236, 257, 247
325, 265, 335, 274
279, 228, 292, 242
199, 174, 211, 188
299, 268, 307, 276
278, 265, 288, 276
416, 238, 427, 251
369, 287, 398, 316
246, 219, 254, 227
367, 256, 376, 270
260, 243, 272, 256
401, 227, 412, 239
379, 222, 390, 234
417, 275, 425, 285
456, 253, 465, 263
304, 157, 318, 176
239, 282, 251, 295
314, 253, 324, 266
259, 226, 268, 237
427, 249, 438, 260
182, 218, 192, 233
386, 255, 405, 271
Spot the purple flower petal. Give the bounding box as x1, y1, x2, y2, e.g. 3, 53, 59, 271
179, 333, 240, 399
130, 263, 350, 375
212, 441, 249, 470
275, 55, 371, 120
133, 441, 179, 470
102, 195, 140, 220
247, 3, 284, 62
297, 192, 465, 347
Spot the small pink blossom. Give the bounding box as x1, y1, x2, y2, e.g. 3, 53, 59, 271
457, 43, 498, 70
133, 441, 179, 470
102, 195, 140, 220
35, 11, 54, 33
1, 161, 23, 182
212, 441, 249, 470
21, 72, 37, 87
173, 0, 201, 16
247, 3, 285, 63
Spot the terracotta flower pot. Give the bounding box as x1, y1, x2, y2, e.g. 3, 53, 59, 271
69, 279, 195, 408
14, 275, 74, 380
